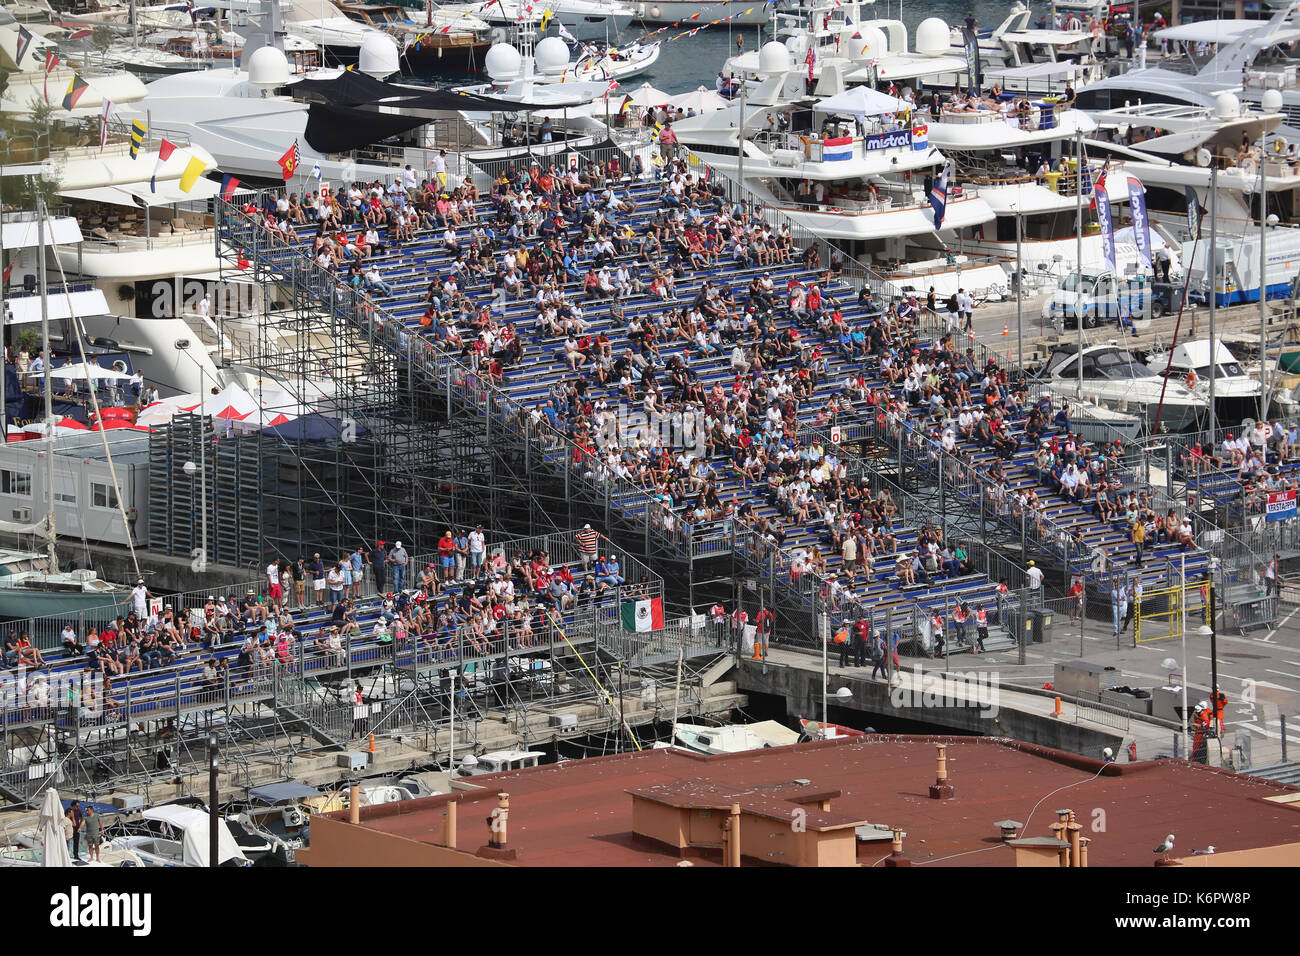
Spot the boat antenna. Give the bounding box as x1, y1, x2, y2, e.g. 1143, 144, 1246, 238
42, 206, 143, 581
36, 197, 57, 575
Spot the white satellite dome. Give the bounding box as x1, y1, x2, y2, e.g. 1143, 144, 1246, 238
1214, 91, 1241, 120
535, 35, 570, 75
358, 32, 399, 79
915, 18, 950, 57
246, 45, 290, 90
1261, 88, 1284, 113
485, 42, 522, 82
759, 39, 792, 73
851, 25, 888, 61
784, 34, 809, 60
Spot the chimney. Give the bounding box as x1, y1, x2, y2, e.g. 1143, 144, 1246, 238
443, 800, 458, 849
488, 791, 510, 848
928, 743, 955, 799
1066, 810, 1081, 868
883, 826, 912, 867
1078, 837, 1090, 868
994, 820, 1022, 842
728, 804, 742, 867
348, 784, 360, 825
1049, 820, 1068, 865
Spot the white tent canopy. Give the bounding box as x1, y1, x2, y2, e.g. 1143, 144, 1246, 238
36, 361, 135, 382
1, 217, 83, 251
816, 86, 910, 118
621, 82, 673, 108
667, 86, 730, 113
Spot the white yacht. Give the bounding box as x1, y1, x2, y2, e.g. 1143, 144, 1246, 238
635, 0, 774, 25
1036, 343, 1203, 432
477, 0, 637, 44
1146, 339, 1264, 424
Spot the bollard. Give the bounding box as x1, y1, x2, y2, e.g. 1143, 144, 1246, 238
1052, 696, 1062, 718
367, 732, 377, 753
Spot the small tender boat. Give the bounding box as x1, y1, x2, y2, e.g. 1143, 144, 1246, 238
457, 750, 546, 775
670, 723, 774, 755
798, 716, 868, 741
1146, 339, 1263, 424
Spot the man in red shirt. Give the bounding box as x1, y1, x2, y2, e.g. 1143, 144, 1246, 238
437, 530, 456, 583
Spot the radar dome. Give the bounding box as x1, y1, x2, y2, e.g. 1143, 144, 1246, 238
247, 46, 290, 90
358, 32, 399, 79
784, 34, 809, 61
1261, 88, 1284, 113
851, 25, 887, 61
759, 40, 792, 73
915, 18, 950, 57
484, 42, 522, 82
535, 35, 570, 75
1214, 91, 1240, 120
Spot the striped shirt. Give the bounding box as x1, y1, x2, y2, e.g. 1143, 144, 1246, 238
576, 528, 598, 554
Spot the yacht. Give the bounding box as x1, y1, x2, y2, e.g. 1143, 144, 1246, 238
1146, 339, 1264, 424
477, 0, 638, 44
635, 0, 774, 25
1034, 343, 1203, 432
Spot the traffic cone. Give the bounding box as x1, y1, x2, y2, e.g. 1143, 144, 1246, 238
967, 327, 975, 341
367, 732, 377, 753
1001, 321, 1009, 337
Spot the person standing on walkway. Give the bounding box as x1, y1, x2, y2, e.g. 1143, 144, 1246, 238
576, 524, 599, 570
1264, 554, 1279, 597
389, 540, 409, 592
870, 632, 888, 681
852, 616, 870, 667
1111, 580, 1123, 636
1122, 578, 1142, 633
1026, 560, 1043, 593
69, 799, 84, 860
83, 805, 101, 863
974, 605, 988, 653
370, 541, 388, 595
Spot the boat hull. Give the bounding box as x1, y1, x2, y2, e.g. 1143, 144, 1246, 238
0, 589, 130, 620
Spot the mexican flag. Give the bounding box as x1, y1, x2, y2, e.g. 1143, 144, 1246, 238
621, 597, 664, 632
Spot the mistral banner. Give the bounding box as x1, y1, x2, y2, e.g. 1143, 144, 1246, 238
1095, 186, 1116, 271
863, 128, 913, 151
1127, 175, 1152, 269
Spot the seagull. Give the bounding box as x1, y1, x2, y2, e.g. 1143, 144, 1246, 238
1154, 834, 1175, 854
1192, 846, 1215, 855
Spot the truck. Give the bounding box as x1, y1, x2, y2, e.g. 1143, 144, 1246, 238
1044, 270, 1208, 332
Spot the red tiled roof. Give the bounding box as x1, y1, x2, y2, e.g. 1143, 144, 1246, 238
341, 736, 1300, 866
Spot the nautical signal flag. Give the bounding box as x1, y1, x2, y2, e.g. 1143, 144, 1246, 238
618, 94, 633, 116
129, 118, 147, 158
62, 72, 89, 111
277, 140, 301, 180
151, 139, 177, 193
43, 50, 59, 103
311, 162, 322, 180
220, 174, 241, 202
539, 7, 553, 32
15, 25, 34, 67
179, 156, 205, 193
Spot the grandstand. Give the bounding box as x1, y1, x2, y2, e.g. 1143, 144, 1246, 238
0, 530, 729, 806
211, 148, 1066, 657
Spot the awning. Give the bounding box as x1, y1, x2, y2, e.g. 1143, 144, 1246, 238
5, 289, 111, 326
247, 782, 324, 804
304, 102, 431, 155
291, 70, 524, 112
817, 86, 910, 117
60, 176, 221, 208
1, 216, 83, 250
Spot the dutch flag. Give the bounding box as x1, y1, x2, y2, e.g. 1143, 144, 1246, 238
822, 136, 853, 162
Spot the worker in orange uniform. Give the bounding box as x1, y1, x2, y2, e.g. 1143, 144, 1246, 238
1212, 691, 1227, 734
1191, 701, 1214, 764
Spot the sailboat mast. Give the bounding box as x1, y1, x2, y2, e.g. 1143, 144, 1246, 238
37, 198, 57, 574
